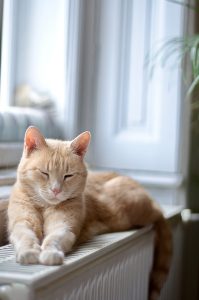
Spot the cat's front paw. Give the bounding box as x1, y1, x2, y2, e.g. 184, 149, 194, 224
39, 249, 64, 265
17, 249, 40, 264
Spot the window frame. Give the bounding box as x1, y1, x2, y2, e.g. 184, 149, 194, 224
0, 0, 17, 108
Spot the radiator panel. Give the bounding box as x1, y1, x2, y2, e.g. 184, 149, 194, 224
0, 218, 183, 300
36, 234, 153, 300
0, 228, 154, 300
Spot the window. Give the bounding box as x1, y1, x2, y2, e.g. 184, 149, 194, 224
0, 0, 191, 207
0, 0, 69, 166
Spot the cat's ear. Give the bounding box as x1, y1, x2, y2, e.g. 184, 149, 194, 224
70, 131, 91, 158
24, 126, 47, 155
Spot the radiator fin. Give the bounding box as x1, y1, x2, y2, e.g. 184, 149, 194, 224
0, 229, 154, 300
35, 235, 153, 300
0, 228, 151, 284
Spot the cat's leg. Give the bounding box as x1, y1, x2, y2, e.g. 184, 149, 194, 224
40, 218, 78, 265
10, 221, 42, 264
8, 198, 43, 265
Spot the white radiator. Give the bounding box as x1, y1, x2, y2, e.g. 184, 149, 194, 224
0, 207, 183, 300
0, 227, 154, 300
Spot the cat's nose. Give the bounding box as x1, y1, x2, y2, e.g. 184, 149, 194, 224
51, 188, 61, 196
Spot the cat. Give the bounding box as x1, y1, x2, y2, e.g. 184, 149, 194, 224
8, 126, 172, 300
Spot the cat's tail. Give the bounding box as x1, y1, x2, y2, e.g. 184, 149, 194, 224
149, 216, 172, 300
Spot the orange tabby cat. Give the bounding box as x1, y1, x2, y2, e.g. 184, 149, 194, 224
8, 126, 172, 300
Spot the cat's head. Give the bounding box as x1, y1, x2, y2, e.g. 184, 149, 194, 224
18, 126, 91, 206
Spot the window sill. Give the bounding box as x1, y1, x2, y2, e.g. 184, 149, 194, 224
0, 168, 16, 212
0, 169, 183, 218
0, 168, 16, 186
0, 186, 183, 218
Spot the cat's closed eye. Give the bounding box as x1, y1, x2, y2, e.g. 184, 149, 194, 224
39, 170, 49, 178
64, 174, 73, 180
